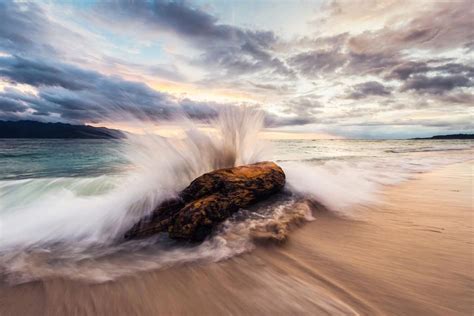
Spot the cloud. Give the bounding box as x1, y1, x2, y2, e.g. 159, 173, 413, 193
341, 0, 474, 53
0, 95, 28, 113
281, 94, 324, 117
346, 52, 399, 75
289, 49, 346, 77
342, 116, 474, 129
0, 1, 53, 55
0, 56, 199, 122
0, 1, 86, 59
104, 1, 277, 49
346, 81, 391, 99
388, 61, 431, 80
401, 75, 472, 95
388, 61, 474, 81
1, 0, 473, 137
248, 82, 293, 93
0, 56, 99, 90
94, 1, 293, 79
102, 56, 187, 83
292, 0, 473, 81
0, 56, 300, 126
264, 113, 317, 127
438, 92, 474, 104
384, 59, 474, 97
179, 98, 218, 120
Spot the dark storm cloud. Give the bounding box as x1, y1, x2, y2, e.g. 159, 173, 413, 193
346, 52, 399, 75
205, 47, 294, 78
179, 98, 218, 120
292, 0, 473, 84
288, 48, 398, 79
0, 87, 56, 117
288, 49, 346, 77
264, 114, 317, 127
0, 96, 28, 113
1, 0, 472, 132
343, 0, 474, 53
97, 1, 293, 78
0, 1, 191, 84
258, 94, 324, 127
388, 62, 474, 81
0, 1, 298, 127
281, 94, 324, 118
436, 63, 474, 77
387, 61, 474, 96
401, 75, 472, 95
403, 0, 474, 51
0, 87, 52, 121
93, 0, 473, 122
0, 56, 220, 122
0, 1, 52, 55
0, 56, 291, 125
385, 59, 474, 99
0, 56, 99, 90
248, 82, 292, 93
388, 61, 431, 80
104, 0, 277, 49
346, 81, 391, 99
0, 1, 84, 57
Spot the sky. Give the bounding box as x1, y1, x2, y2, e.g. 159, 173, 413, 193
0, 0, 473, 139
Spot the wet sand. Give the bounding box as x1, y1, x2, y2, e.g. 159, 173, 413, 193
1, 161, 472, 315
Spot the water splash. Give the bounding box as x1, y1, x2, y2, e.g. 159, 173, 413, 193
0, 107, 277, 283
0, 107, 472, 283
0, 107, 269, 250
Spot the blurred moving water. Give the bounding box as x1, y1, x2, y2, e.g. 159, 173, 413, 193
0, 136, 472, 282
0, 134, 473, 315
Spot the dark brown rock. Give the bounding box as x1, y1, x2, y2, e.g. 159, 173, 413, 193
124, 161, 285, 241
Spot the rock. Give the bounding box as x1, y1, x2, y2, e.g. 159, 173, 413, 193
124, 161, 285, 241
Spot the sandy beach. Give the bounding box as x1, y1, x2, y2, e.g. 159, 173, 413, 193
1, 160, 472, 315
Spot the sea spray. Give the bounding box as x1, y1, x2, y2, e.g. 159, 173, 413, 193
0, 107, 473, 283
282, 162, 379, 212
0, 107, 276, 283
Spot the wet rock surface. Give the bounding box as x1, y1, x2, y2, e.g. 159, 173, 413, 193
124, 161, 286, 241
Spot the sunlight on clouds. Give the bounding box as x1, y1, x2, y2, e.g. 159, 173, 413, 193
314, 0, 429, 36
149, 81, 263, 104
92, 121, 341, 140
0, 81, 38, 95
1, 0, 472, 138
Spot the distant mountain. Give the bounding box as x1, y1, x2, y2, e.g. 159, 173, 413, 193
0, 120, 125, 139
412, 134, 474, 140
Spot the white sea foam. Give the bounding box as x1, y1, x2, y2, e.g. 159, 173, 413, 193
0, 107, 472, 283
282, 150, 473, 214
0, 107, 272, 282
0, 107, 268, 250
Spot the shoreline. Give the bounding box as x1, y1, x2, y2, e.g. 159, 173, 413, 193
0, 161, 472, 315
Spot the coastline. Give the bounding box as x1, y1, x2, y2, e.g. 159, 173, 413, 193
1, 160, 472, 315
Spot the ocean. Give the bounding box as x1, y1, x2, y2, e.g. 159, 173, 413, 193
0, 123, 473, 284
1, 138, 472, 180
